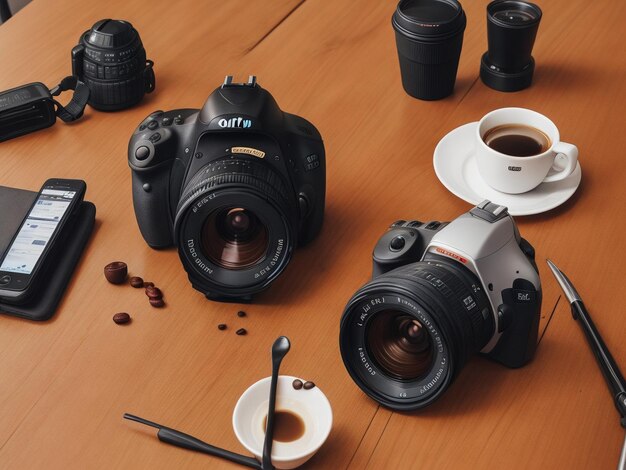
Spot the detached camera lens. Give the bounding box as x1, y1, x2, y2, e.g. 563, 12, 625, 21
74, 19, 155, 110
480, 0, 542, 92
392, 0, 467, 100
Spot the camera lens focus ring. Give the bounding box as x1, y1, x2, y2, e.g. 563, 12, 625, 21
176, 158, 296, 221
385, 261, 493, 361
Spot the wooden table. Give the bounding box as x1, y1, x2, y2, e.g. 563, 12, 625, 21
1, 0, 625, 468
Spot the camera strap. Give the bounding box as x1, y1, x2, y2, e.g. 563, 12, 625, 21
144, 60, 155, 94
49, 76, 90, 122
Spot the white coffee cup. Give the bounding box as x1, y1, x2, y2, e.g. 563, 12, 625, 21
475, 107, 578, 194
232, 375, 332, 469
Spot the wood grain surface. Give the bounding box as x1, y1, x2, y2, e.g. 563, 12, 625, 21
1, 0, 625, 468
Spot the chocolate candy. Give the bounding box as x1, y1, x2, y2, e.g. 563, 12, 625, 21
236, 328, 247, 336
145, 286, 163, 299
303, 381, 316, 390
237, 310, 247, 317
104, 262, 128, 284
149, 298, 165, 308
113, 312, 131, 324
218, 324, 227, 330
292, 379, 303, 390
129, 276, 144, 288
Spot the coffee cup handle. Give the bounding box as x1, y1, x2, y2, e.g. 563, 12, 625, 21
542, 142, 578, 183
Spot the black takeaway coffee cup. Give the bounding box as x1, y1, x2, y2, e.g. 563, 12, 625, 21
392, 0, 466, 100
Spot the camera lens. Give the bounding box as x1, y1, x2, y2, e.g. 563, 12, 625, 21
366, 310, 433, 380
340, 257, 494, 410
74, 19, 155, 111
392, 0, 467, 100
480, 0, 542, 91
174, 157, 297, 300
201, 207, 269, 270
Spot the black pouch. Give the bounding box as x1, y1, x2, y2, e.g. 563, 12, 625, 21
0, 186, 95, 321
0, 77, 90, 143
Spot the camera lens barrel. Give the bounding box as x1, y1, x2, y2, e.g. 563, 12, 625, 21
481, 0, 542, 92
392, 0, 467, 100
174, 157, 297, 300
73, 19, 155, 111
340, 258, 494, 410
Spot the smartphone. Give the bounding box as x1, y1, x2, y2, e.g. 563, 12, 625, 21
0, 178, 86, 303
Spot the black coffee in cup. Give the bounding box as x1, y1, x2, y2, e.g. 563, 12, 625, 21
392, 0, 466, 100
263, 410, 305, 442
483, 124, 551, 157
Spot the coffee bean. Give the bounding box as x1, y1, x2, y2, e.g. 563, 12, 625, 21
303, 381, 316, 390
292, 379, 303, 390
129, 276, 144, 288
237, 310, 247, 318
104, 262, 128, 284
236, 328, 247, 336
218, 324, 227, 330
145, 286, 163, 299
113, 312, 131, 324
143, 282, 154, 288
149, 298, 165, 308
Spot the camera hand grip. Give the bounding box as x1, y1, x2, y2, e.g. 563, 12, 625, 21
488, 279, 541, 368
131, 168, 173, 248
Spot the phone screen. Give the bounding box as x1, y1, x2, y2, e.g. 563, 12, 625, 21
0, 188, 77, 275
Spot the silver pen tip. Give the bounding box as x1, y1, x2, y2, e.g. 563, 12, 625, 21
545, 259, 582, 304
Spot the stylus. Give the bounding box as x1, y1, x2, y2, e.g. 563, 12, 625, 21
124, 413, 262, 469
547, 260, 626, 470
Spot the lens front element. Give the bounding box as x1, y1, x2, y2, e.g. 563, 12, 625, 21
202, 207, 269, 270
367, 310, 434, 381
492, 8, 536, 24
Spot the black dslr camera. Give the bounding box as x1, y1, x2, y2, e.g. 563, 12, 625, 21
340, 202, 541, 410
128, 76, 325, 301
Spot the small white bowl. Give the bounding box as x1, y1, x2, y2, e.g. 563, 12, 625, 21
232, 375, 332, 469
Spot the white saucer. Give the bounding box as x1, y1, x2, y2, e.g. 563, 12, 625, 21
433, 122, 582, 216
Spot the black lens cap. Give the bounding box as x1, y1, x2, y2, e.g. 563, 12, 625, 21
393, 0, 466, 39
87, 19, 136, 48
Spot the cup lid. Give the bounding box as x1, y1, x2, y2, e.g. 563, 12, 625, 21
392, 0, 466, 39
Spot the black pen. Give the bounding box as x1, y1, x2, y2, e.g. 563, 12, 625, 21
547, 259, 626, 470
123, 413, 262, 469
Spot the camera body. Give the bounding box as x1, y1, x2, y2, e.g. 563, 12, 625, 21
340, 201, 541, 410
372, 201, 541, 366
128, 76, 325, 301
